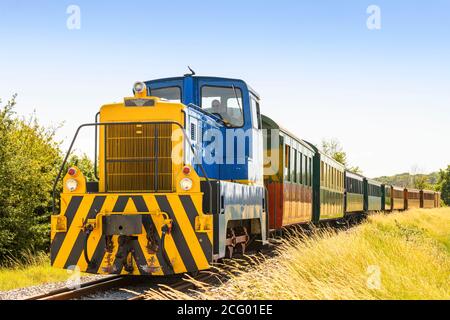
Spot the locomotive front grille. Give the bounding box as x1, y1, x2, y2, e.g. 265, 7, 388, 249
105, 123, 173, 192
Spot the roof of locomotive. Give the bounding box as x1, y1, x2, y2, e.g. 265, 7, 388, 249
144, 75, 260, 99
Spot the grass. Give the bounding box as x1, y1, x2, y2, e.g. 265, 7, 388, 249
0, 250, 76, 292
148, 208, 450, 300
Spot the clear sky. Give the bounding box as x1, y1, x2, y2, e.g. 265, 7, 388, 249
0, 1, 449, 178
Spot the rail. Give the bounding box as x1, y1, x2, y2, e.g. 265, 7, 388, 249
25, 276, 128, 300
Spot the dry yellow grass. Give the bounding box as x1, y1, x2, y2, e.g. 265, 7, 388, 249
147, 208, 450, 300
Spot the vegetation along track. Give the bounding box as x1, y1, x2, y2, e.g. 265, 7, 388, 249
128, 273, 214, 300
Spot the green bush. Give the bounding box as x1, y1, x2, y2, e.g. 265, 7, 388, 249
0, 95, 62, 261
0, 95, 96, 264
438, 165, 450, 206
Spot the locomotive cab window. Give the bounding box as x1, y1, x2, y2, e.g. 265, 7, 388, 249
149, 86, 181, 102
201, 86, 244, 127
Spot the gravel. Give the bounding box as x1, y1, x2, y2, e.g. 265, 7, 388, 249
78, 277, 183, 300
0, 274, 185, 300
80, 285, 148, 300
0, 275, 108, 300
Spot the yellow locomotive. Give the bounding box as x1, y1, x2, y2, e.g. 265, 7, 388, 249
52, 82, 214, 275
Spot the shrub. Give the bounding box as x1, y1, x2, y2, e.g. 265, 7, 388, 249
0, 95, 62, 261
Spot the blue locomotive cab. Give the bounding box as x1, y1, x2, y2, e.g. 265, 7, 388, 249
144, 75, 267, 260
144, 75, 263, 186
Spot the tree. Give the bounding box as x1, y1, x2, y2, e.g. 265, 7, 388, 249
348, 166, 363, 175
321, 138, 363, 174
0, 95, 62, 261
413, 175, 429, 190
321, 139, 347, 166
437, 165, 450, 206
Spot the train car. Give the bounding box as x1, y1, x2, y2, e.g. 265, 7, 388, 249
382, 184, 393, 211
405, 188, 421, 209
435, 192, 441, 208
364, 179, 383, 211
304, 142, 345, 222
392, 186, 405, 210
262, 116, 315, 229
421, 190, 436, 208
51, 75, 268, 275
344, 171, 365, 214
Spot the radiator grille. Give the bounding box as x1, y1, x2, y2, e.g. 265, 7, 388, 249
105, 123, 173, 192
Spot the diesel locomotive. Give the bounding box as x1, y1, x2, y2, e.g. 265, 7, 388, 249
50, 74, 441, 276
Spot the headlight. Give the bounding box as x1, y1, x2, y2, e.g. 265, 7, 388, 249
66, 179, 78, 192
180, 178, 193, 191
133, 81, 146, 94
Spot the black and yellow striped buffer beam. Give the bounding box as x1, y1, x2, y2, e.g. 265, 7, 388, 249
51, 193, 213, 275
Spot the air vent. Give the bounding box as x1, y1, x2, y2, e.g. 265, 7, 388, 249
105, 123, 173, 192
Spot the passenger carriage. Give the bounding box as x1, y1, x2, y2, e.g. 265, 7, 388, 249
344, 171, 365, 214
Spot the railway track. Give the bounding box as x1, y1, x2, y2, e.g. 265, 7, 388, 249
25, 273, 214, 301
25, 276, 130, 300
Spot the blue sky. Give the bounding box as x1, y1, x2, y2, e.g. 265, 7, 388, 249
0, 1, 449, 177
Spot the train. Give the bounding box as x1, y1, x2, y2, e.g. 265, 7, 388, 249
50, 74, 441, 276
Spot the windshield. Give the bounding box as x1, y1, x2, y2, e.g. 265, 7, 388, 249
149, 86, 181, 103
201, 86, 244, 127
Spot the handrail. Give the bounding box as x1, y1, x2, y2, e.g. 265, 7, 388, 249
52, 120, 213, 215
94, 112, 100, 180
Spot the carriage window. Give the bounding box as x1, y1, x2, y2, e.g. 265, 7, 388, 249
150, 86, 181, 102
303, 155, 308, 185
297, 151, 302, 184
292, 148, 297, 183
308, 157, 312, 186
320, 161, 324, 184
334, 169, 337, 189
201, 86, 244, 127
285, 145, 290, 181
331, 168, 334, 189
